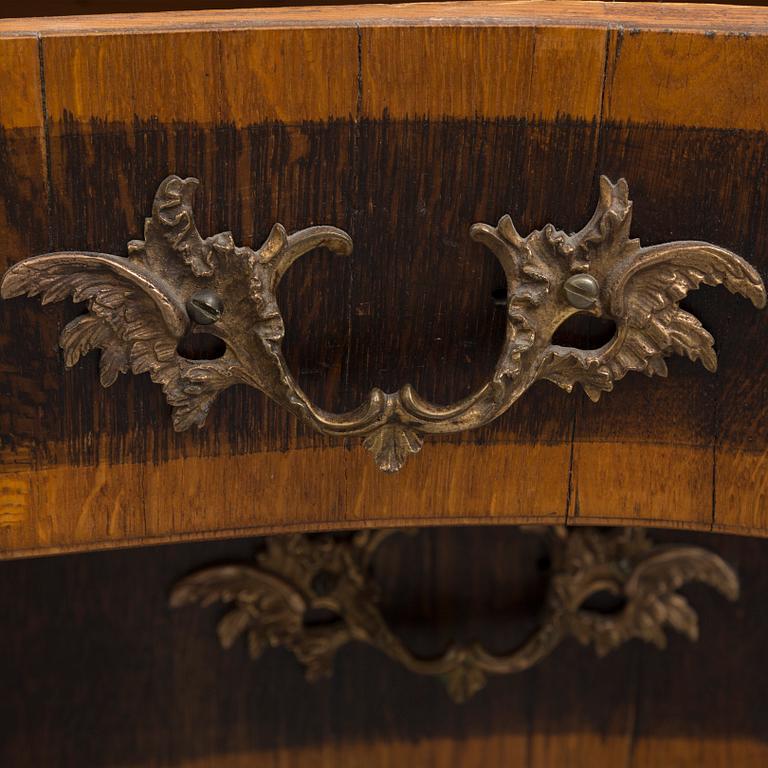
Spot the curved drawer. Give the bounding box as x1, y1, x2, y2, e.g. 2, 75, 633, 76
1, 1, 768, 557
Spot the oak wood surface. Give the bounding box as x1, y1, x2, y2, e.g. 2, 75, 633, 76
1, 2, 768, 557
5, 2, 768, 34
0, 527, 765, 766
5, 0, 758, 23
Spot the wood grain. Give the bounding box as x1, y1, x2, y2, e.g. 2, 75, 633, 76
43, 27, 358, 124
0, 37, 44, 130
604, 27, 768, 131
361, 25, 606, 120
0, 442, 567, 558
0, 0, 469, 19
5, 2, 768, 35
2, 3, 768, 556
0, 36, 49, 506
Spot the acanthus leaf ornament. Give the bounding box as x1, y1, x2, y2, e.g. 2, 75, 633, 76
2, 174, 765, 470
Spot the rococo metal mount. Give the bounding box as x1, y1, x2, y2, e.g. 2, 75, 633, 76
2, 175, 765, 471
170, 527, 739, 702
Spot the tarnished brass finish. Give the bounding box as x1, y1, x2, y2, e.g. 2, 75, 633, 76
170, 527, 738, 703
2, 175, 765, 471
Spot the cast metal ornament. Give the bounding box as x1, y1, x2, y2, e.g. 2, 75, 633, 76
2, 175, 765, 471
170, 527, 739, 702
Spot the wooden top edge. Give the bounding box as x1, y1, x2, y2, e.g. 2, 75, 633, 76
2, 1, 768, 36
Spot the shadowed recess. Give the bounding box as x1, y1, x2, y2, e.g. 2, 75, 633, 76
0, 528, 765, 766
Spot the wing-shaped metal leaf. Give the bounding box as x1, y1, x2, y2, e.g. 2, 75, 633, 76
58, 313, 129, 387
169, 565, 305, 610
657, 592, 699, 641
170, 564, 307, 656
1, 252, 188, 390
592, 546, 741, 650
557, 533, 740, 657
601, 242, 765, 383
0, 252, 187, 335
0, 251, 243, 428
609, 242, 766, 318
626, 547, 740, 602
540, 238, 766, 400
216, 608, 254, 649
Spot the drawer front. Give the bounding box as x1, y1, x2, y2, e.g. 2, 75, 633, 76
1, 2, 768, 556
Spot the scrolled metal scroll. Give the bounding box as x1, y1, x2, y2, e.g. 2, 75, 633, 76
169, 527, 739, 702
2, 175, 765, 471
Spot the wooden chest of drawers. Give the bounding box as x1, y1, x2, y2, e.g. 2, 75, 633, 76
1, 2, 768, 765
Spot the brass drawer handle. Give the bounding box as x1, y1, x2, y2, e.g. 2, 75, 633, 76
170, 527, 738, 703
2, 175, 765, 471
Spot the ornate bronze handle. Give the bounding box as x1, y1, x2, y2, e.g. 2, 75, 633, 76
170, 527, 738, 702
3, 175, 765, 471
